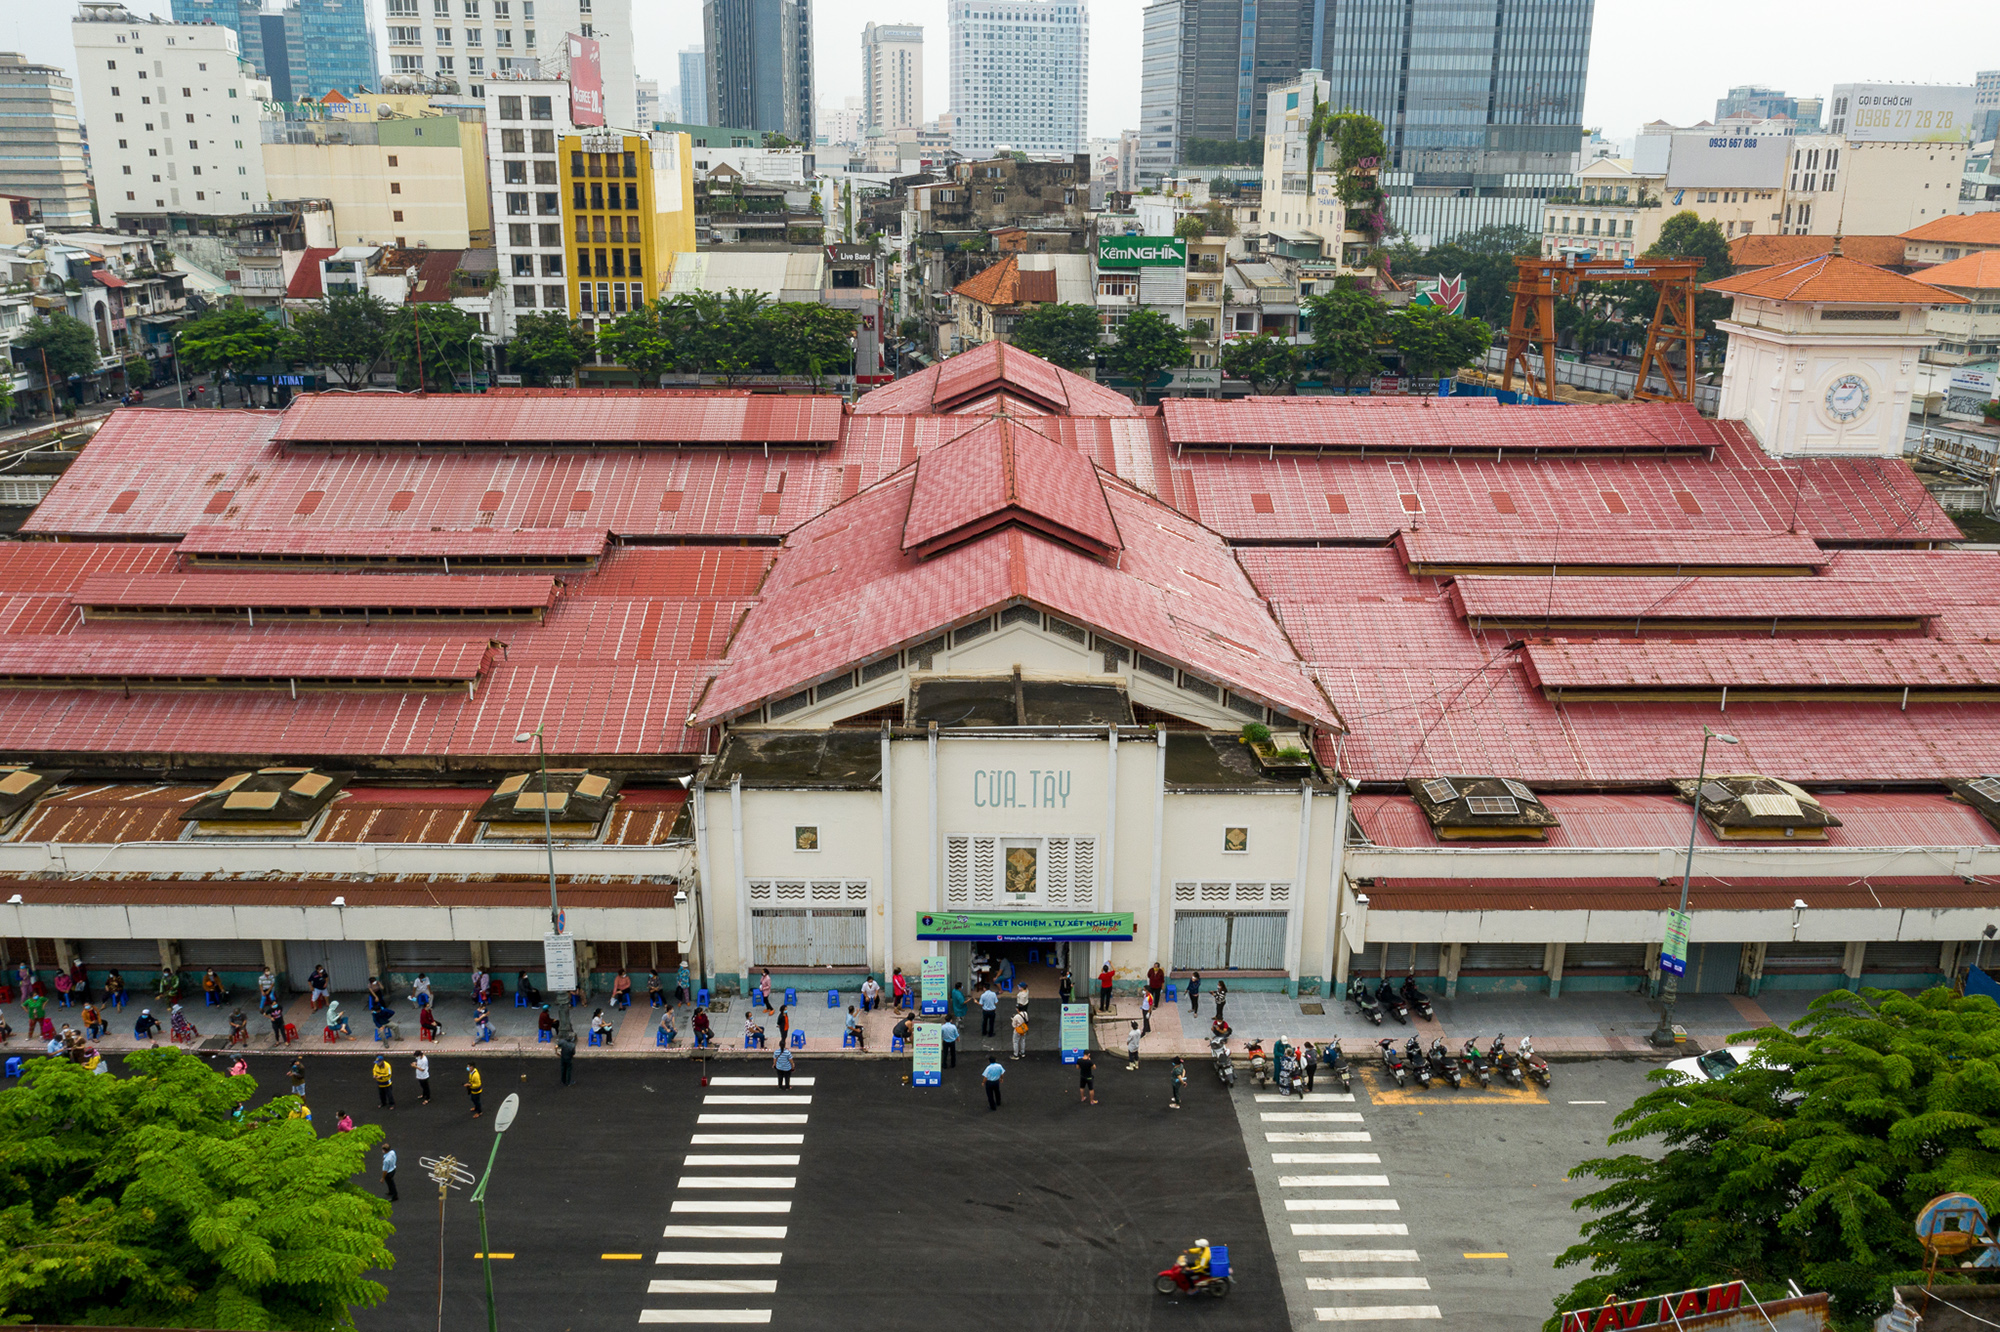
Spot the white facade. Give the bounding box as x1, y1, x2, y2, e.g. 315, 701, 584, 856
947, 0, 1087, 157
382, 0, 636, 133
71, 5, 270, 226
635, 76, 658, 127
1782, 136, 1970, 236
861, 22, 922, 138
483, 77, 576, 338
1258, 71, 1340, 251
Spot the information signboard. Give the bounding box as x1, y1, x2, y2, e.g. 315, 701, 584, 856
1060, 1002, 1090, 1065
913, 1022, 942, 1087
542, 932, 578, 991
1659, 908, 1691, 978
920, 955, 948, 1016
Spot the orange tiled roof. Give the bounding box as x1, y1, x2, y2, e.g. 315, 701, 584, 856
952, 254, 1023, 306
1915, 249, 2000, 291
1901, 215, 2000, 246
1703, 253, 1970, 305
1729, 234, 1906, 270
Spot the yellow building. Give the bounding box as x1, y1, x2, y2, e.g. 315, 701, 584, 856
262, 101, 492, 250
563, 129, 697, 329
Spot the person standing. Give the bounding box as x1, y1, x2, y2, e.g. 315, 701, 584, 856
381, 1145, 399, 1202
1097, 962, 1116, 1013
1015, 983, 1031, 1021
773, 1042, 795, 1091
676, 960, 691, 1007
1299, 1041, 1316, 1093
412, 1050, 432, 1104
978, 985, 999, 1038
891, 967, 908, 1013
1169, 1055, 1187, 1109
1125, 1020, 1142, 1070
983, 1057, 1005, 1111
372, 1054, 396, 1110
265, 994, 288, 1045
1140, 987, 1154, 1036
465, 1064, 484, 1117
1213, 979, 1229, 1027
949, 983, 966, 1022
1147, 962, 1166, 1010
1076, 1050, 1097, 1105
776, 1003, 791, 1047
558, 1027, 576, 1086
288, 1055, 306, 1098
759, 969, 775, 1014
940, 1017, 959, 1068
1058, 970, 1074, 1006
1187, 970, 1203, 1017
258, 966, 276, 1008
1011, 1007, 1030, 1059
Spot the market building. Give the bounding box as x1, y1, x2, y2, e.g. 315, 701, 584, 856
0, 260, 1995, 1004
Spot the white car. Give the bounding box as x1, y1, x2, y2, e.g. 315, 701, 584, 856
1665, 1045, 1759, 1082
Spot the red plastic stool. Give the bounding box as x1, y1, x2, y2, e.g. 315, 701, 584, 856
321, 1027, 337, 1043
284, 1023, 298, 1043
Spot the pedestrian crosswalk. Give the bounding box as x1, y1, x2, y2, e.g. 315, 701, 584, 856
1257, 1102, 1441, 1322
640, 1078, 811, 1325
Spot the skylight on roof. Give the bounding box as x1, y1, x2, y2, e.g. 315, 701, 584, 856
1465, 795, 1520, 816
1700, 780, 1735, 804
1739, 792, 1803, 819
1501, 779, 1536, 802
1968, 777, 2000, 803
1421, 778, 1459, 804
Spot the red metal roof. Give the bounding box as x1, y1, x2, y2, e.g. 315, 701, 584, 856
274, 392, 844, 446
1398, 529, 1829, 572
0, 633, 493, 683
1449, 575, 1935, 623
1522, 640, 2000, 692
902, 417, 1122, 557
1362, 880, 1994, 913
853, 340, 1145, 418
1162, 398, 1725, 452
285, 248, 338, 299
177, 526, 610, 560
71, 572, 560, 612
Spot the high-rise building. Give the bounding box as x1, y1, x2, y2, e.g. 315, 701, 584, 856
71, 3, 272, 227
678, 47, 707, 127
636, 77, 659, 127
861, 22, 922, 138
0, 52, 94, 230
947, 0, 1088, 157
1137, 0, 1332, 187
560, 126, 696, 336
1318, 0, 1594, 244
702, 0, 813, 144
382, 0, 637, 131
171, 0, 379, 102
1715, 85, 1797, 124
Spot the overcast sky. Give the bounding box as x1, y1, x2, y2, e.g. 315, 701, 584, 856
7, 0, 1990, 144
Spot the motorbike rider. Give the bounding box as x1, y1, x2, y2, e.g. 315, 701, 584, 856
1177, 1239, 1214, 1283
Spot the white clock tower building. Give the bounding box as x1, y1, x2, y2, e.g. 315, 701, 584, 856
1706, 250, 1966, 458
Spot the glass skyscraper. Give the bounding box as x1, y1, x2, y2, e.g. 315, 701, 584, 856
172, 0, 380, 101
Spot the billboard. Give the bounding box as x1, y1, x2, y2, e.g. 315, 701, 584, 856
1664, 134, 1791, 189
1832, 82, 1975, 144
1097, 235, 1187, 269
568, 33, 605, 127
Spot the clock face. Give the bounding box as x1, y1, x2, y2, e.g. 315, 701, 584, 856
1824, 373, 1871, 424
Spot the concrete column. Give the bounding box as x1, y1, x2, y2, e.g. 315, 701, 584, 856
364, 940, 384, 986
1739, 941, 1768, 997
878, 725, 894, 980
1443, 942, 1463, 999
730, 774, 749, 994
1545, 941, 1567, 999
1941, 941, 1964, 984
469, 940, 491, 972
578, 941, 598, 997
157, 939, 182, 975
261, 940, 287, 992
1842, 940, 1866, 990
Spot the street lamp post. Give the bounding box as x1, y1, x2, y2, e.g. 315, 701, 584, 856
171, 328, 186, 409
514, 726, 572, 1040
470, 1091, 521, 1332
1650, 725, 1738, 1047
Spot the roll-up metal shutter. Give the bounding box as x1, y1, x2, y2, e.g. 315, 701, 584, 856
286, 939, 370, 992
1762, 942, 1845, 971
1861, 942, 1943, 973
752, 909, 867, 968
1348, 942, 1386, 977
179, 939, 268, 970
485, 941, 549, 971
1172, 912, 1229, 972
1566, 944, 1648, 971
73, 939, 165, 968
1226, 912, 1288, 970
386, 942, 474, 974
1460, 943, 1544, 970
1373, 941, 1442, 975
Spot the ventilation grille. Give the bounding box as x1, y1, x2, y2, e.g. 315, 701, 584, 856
768, 690, 811, 718
1136, 654, 1175, 680
1000, 604, 1039, 627
1178, 880, 1290, 905
816, 672, 854, 700
1046, 616, 1087, 644
953, 618, 992, 646
861, 654, 901, 683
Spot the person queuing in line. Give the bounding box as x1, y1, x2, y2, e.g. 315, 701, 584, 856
891, 966, 908, 1013
169, 1004, 199, 1043
202, 969, 229, 1005
1076, 1049, 1097, 1106
940, 1016, 959, 1068
1140, 987, 1154, 1036
776, 1003, 791, 1047
102, 969, 126, 1009
657, 1007, 678, 1046
408, 973, 432, 1010
67, 957, 89, 1005
471, 967, 490, 1005
155, 969, 181, 1003
773, 1041, 796, 1090
228, 1007, 249, 1047
411, 1050, 432, 1104
257, 966, 276, 1009
51, 969, 71, 1010
892, 1012, 913, 1047
592, 1008, 615, 1046
474, 1004, 494, 1043
21, 987, 47, 1040
1058, 970, 1075, 1006
324, 999, 354, 1040
0, 1009, 12, 1044
978, 984, 1000, 1038
1212, 979, 1229, 1027
132, 1008, 160, 1043
949, 983, 967, 1022
381, 1145, 399, 1203
758, 968, 775, 1015
983, 1056, 1006, 1111
1169, 1055, 1187, 1110
1186, 970, 1203, 1017
647, 971, 665, 1008
844, 1005, 865, 1051
741, 1010, 767, 1049
1147, 962, 1166, 1010
516, 971, 542, 1007
1011, 1006, 1030, 1060
859, 974, 880, 1013
1015, 982, 1031, 1019
81, 1001, 104, 1041
263, 992, 288, 1045
611, 969, 632, 1010
538, 1004, 559, 1038
418, 1002, 442, 1042
691, 1006, 712, 1049
675, 960, 691, 1008
372, 1054, 396, 1110
1098, 962, 1116, 1013
1125, 1020, 1143, 1071
464, 1064, 484, 1118
558, 1026, 577, 1087
288, 1056, 306, 1098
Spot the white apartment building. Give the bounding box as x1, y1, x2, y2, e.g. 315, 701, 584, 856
861, 22, 922, 139
1781, 137, 1969, 236
382, 0, 636, 133
483, 76, 575, 338
947, 0, 1087, 157
71, 4, 270, 227
1258, 71, 1341, 252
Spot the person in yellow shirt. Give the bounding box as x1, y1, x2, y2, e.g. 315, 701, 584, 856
372, 1054, 396, 1110
464, 1063, 483, 1118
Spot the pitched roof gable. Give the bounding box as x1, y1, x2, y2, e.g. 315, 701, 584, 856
1914, 249, 2000, 291
902, 417, 1121, 559
1703, 252, 1970, 305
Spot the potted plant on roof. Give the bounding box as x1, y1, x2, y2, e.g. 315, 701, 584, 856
1240, 722, 1315, 777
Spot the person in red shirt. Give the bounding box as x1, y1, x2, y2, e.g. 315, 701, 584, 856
1097, 963, 1116, 1013
1146, 963, 1166, 1008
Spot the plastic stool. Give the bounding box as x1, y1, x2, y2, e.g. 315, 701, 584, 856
1165, 983, 1178, 1002
998, 977, 1013, 992
785, 987, 797, 1006
0, 984, 11, 1003
569, 992, 580, 1007
204, 993, 219, 1007
112, 992, 125, 1009
537, 1028, 551, 1043
3, 1057, 20, 1078
514, 992, 528, 1008
791, 1030, 805, 1049
697, 988, 710, 1007
421, 1027, 437, 1042
827, 990, 840, 1008
373, 1025, 387, 1042
891, 1036, 905, 1053
1027, 948, 1038, 964
284, 1023, 297, 1043
651, 993, 665, 1008
589, 1030, 603, 1047
656, 1029, 671, 1048
321, 1027, 338, 1043
843, 1031, 857, 1048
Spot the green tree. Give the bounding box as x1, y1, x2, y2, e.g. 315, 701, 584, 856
1109, 309, 1188, 396
286, 291, 390, 389
1393, 224, 1541, 323
382, 302, 483, 391
16, 312, 102, 405
0, 1048, 392, 1328
1642, 209, 1735, 336
1553, 987, 2000, 1331
1386, 301, 1492, 381
1220, 334, 1303, 395
764, 302, 858, 390
714, 288, 773, 383
1304, 284, 1387, 389
121, 355, 155, 391
1008, 301, 1103, 372
596, 301, 682, 383
1173, 214, 1208, 240
1321, 110, 1388, 212
505, 310, 593, 385
178, 300, 290, 403
0, 377, 15, 421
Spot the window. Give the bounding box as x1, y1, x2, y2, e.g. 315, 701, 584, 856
392, 54, 423, 74
541, 253, 563, 276
543, 284, 564, 308
390, 182, 402, 194
436, 55, 454, 73
538, 223, 561, 246
537, 192, 559, 216
528, 96, 552, 120
533, 159, 557, 185
467, 28, 482, 44
504, 159, 527, 184
392, 209, 404, 222
386, 154, 399, 168
388, 25, 421, 43
506, 192, 528, 215
498, 95, 522, 121
512, 254, 533, 276
531, 129, 554, 153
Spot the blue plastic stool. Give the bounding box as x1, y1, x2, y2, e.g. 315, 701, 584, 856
111, 992, 125, 1009
588, 1030, 603, 1046
1027, 948, 1039, 964
785, 987, 797, 1006
843, 1031, 857, 1048
827, 990, 840, 1008
4, 1057, 21, 1078
697, 988, 710, 1007
515, 992, 528, 1008
791, 1030, 805, 1049
537, 1028, 551, 1043
1165, 983, 1178, 1002
477, 1026, 493, 1044
891, 1036, 905, 1053
651, 993, 665, 1008
569, 992, 580, 1007
373, 1025, 387, 1042
204, 993, 219, 1007
998, 977, 1013, 992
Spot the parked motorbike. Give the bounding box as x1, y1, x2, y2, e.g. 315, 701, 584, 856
1404, 1035, 1431, 1089
1376, 978, 1410, 1025
1519, 1035, 1552, 1088
1244, 1038, 1269, 1089
1428, 1037, 1463, 1089
1352, 985, 1384, 1026
1322, 1041, 1353, 1091
1401, 975, 1435, 1021
1461, 1036, 1492, 1089
1492, 1033, 1526, 1089
1209, 1033, 1236, 1087
1377, 1036, 1409, 1088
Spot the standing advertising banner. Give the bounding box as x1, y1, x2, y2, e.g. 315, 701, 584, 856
919, 955, 947, 1015
1659, 909, 1691, 978
567, 34, 605, 127
542, 932, 578, 991
913, 1022, 942, 1087
1060, 1003, 1090, 1065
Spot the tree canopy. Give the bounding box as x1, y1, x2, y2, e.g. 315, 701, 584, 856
1553, 987, 2000, 1331
16, 311, 102, 388
1220, 334, 1303, 395
1383, 224, 1541, 323
0, 1049, 392, 1329
1646, 210, 1735, 335
1305, 284, 1388, 388
177, 301, 289, 380
1386, 302, 1492, 380
1108, 309, 1187, 394
382, 303, 483, 391
1009, 302, 1103, 372
285, 292, 389, 389
505, 310, 594, 385
595, 302, 682, 383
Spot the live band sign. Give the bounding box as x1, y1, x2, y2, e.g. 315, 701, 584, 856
1560, 1282, 1744, 1332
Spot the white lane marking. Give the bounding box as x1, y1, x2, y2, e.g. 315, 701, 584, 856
670, 1201, 792, 1213
708, 1077, 816, 1086
1287, 1200, 1400, 1212
1568, 1100, 1607, 1105
1294, 1224, 1410, 1236
1273, 1154, 1381, 1164
638, 1311, 771, 1325
1313, 1306, 1441, 1321
647, 1280, 779, 1294
684, 1155, 802, 1167
1281, 1175, 1391, 1188
1300, 1250, 1421, 1263
1255, 1093, 1357, 1102
654, 1252, 783, 1265
676, 1177, 796, 1190
1262, 1112, 1365, 1122
661, 1226, 788, 1240
690, 1134, 805, 1145
1268, 1132, 1372, 1143
1309, 1277, 1433, 1291
701, 1095, 814, 1106
697, 1114, 809, 1125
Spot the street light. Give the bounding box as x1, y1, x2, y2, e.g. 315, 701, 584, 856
470, 1091, 521, 1332
1651, 725, 1738, 1047
514, 726, 572, 1039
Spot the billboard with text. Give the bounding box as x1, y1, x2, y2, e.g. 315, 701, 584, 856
1832, 83, 1975, 144
568, 34, 604, 127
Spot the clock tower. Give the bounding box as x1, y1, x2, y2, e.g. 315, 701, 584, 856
1706, 251, 1967, 458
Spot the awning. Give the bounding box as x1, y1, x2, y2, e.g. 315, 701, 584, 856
94, 270, 128, 288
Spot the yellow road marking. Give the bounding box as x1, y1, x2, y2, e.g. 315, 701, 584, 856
474, 1253, 514, 1260
1355, 1069, 1547, 1106
601, 1254, 645, 1260
1464, 1253, 1509, 1259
